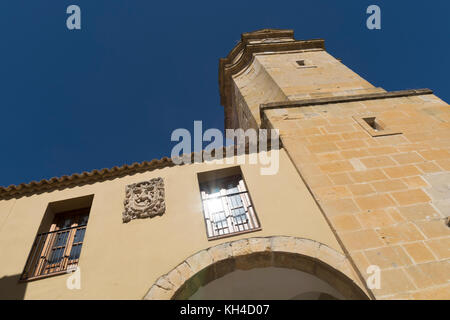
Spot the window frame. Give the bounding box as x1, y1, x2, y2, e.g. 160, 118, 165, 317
200, 174, 261, 240
294, 59, 317, 69
20, 208, 90, 282
353, 114, 402, 137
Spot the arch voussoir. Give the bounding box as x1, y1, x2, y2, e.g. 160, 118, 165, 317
144, 236, 369, 300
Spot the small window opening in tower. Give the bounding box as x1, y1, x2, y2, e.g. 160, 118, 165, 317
296, 60, 305, 66
363, 117, 383, 131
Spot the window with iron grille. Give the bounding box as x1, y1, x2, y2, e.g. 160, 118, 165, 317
200, 174, 261, 240
21, 208, 89, 281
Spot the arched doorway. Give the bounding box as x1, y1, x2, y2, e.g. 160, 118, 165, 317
145, 236, 369, 300
189, 267, 345, 300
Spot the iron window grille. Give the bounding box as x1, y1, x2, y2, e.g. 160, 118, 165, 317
200, 175, 260, 240
20, 209, 89, 281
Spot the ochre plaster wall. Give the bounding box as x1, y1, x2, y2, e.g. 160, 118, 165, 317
0, 149, 352, 299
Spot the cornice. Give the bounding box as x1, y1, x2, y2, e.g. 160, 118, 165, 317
218, 29, 325, 129
259, 88, 434, 129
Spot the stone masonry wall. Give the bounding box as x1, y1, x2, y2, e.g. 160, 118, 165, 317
264, 93, 450, 299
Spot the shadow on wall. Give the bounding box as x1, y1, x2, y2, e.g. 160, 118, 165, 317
0, 274, 27, 299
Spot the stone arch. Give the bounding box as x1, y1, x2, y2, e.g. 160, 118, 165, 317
144, 236, 369, 300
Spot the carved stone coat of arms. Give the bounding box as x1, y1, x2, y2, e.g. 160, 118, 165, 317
123, 177, 166, 222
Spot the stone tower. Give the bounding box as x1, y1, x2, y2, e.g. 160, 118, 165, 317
219, 29, 450, 299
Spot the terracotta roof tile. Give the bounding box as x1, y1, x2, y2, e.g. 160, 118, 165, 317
0, 144, 270, 199
0, 157, 174, 199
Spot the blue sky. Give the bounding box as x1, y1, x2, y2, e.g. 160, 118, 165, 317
0, 1, 448, 187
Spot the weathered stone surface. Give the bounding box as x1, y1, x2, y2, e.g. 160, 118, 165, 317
371, 268, 416, 296
339, 260, 361, 285
122, 177, 165, 222
185, 250, 213, 274
189, 265, 216, 290
270, 236, 298, 252
213, 258, 236, 279
294, 238, 320, 258
263, 92, 450, 299
317, 244, 346, 271
248, 237, 271, 253
155, 276, 174, 291
207, 243, 233, 262
175, 262, 195, 282
166, 268, 185, 290
145, 284, 174, 300
235, 252, 273, 270
230, 239, 252, 257
411, 284, 450, 299
146, 236, 366, 300
314, 262, 361, 299
218, 29, 450, 300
